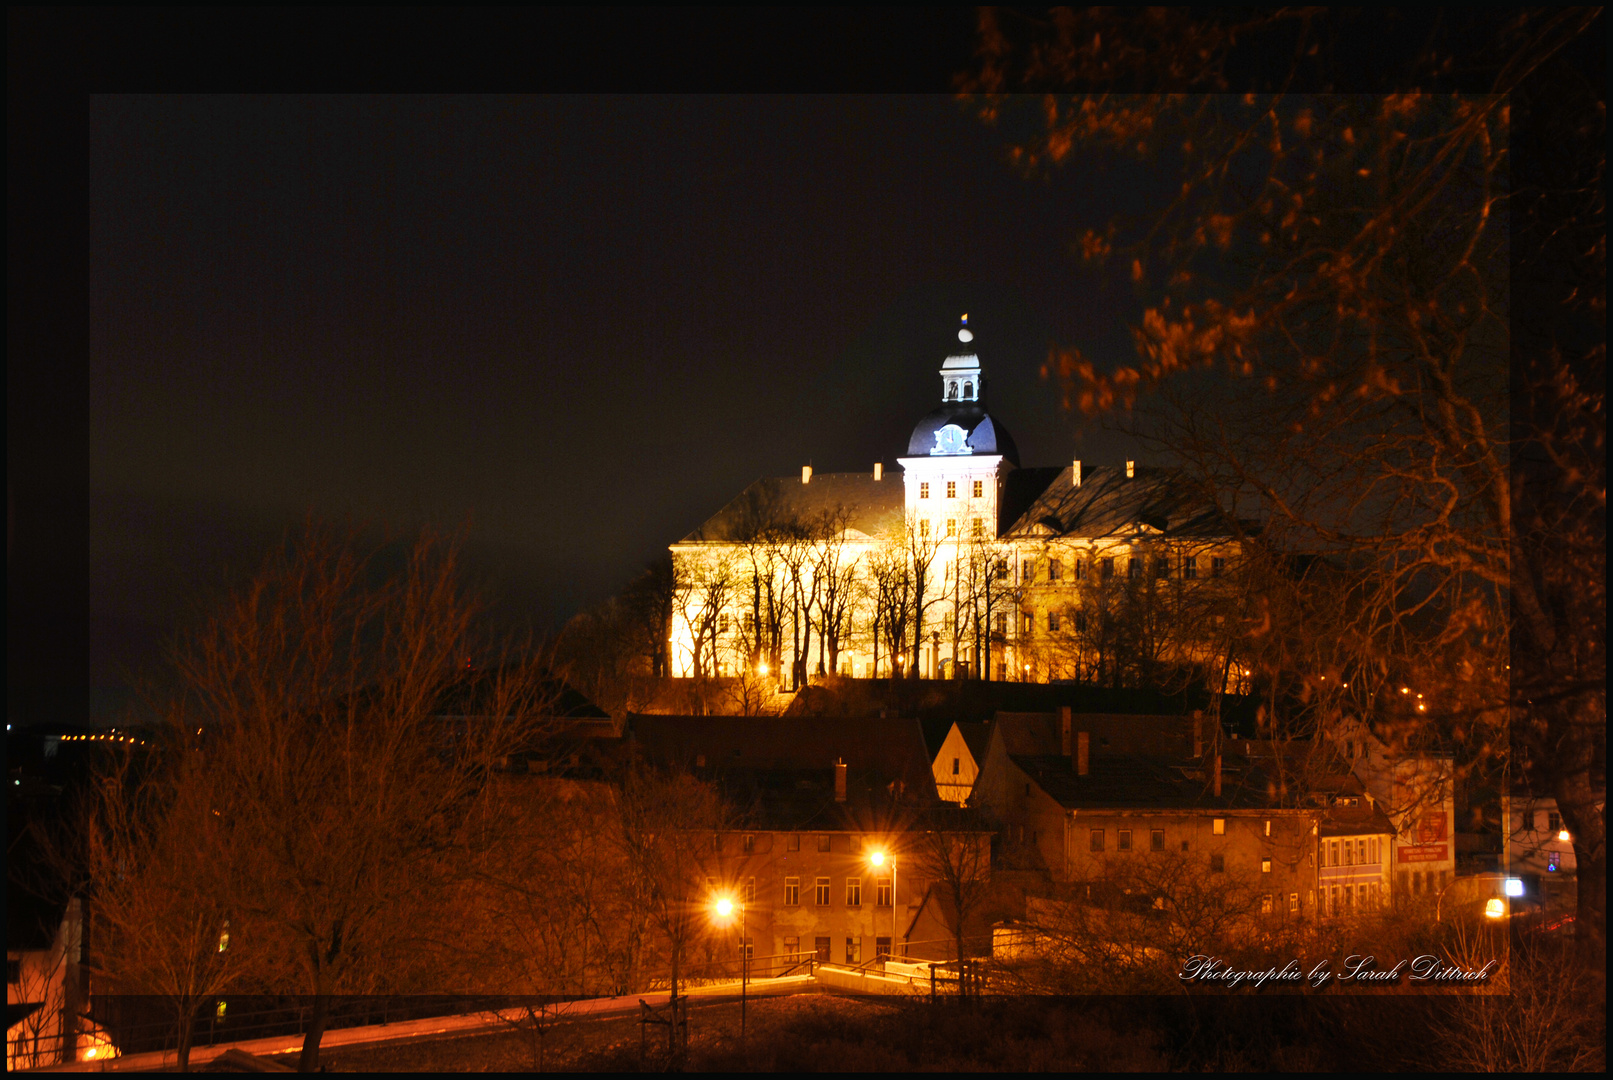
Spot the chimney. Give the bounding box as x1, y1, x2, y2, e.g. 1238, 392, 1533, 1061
1077, 732, 1090, 777
1213, 754, 1222, 798
1072, 460, 1082, 487
802, 465, 813, 484
834, 758, 847, 801
1060, 705, 1072, 757
874, 462, 883, 481
1126, 460, 1135, 479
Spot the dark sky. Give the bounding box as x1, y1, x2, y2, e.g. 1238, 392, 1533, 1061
83, 93, 1157, 698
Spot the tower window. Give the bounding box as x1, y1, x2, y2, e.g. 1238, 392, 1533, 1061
972, 518, 984, 539
920, 519, 930, 538
963, 381, 973, 399
972, 479, 983, 498
947, 481, 956, 499
946, 519, 957, 537
920, 482, 929, 499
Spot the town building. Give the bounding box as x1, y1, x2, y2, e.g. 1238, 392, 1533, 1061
667, 319, 1247, 687
627, 715, 995, 963
931, 720, 990, 806
971, 709, 1395, 922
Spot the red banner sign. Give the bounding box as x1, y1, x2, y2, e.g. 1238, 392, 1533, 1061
1398, 844, 1449, 863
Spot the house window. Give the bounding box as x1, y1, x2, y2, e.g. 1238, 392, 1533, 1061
1356, 839, 1366, 864
1100, 557, 1115, 579
946, 519, 957, 538
1048, 611, 1061, 632
920, 519, 930, 539
785, 877, 800, 905
743, 611, 755, 632
995, 613, 1008, 634
1343, 841, 1354, 867
876, 878, 892, 906
1090, 829, 1105, 852
818, 834, 832, 853
846, 878, 862, 906
785, 936, 800, 958
1075, 610, 1088, 632
742, 834, 755, 853
1151, 829, 1165, 851
995, 560, 1010, 579
1118, 830, 1132, 851
815, 937, 831, 963
1154, 555, 1170, 579
1265, 820, 1271, 837
947, 481, 957, 499
1021, 611, 1032, 634
1211, 854, 1225, 872
1182, 555, 1197, 579
1211, 556, 1226, 577
1328, 840, 1339, 867
1290, 892, 1300, 914
1213, 818, 1225, 835
788, 834, 800, 852
815, 877, 831, 905
745, 877, 757, 903
875, 937, 892, 960
1548, 811, 1562, 833
1050, 559, 1062, 581
1262, 858, 1272, 873
1128, 556, 1142, 580
972, 517, 984, 539
846, 936, 861, 964
1261, 894, 1273, 915
972, 480, 983, 498
920, 482, 930, 499
1074, 558, 1086, 581
718, 613, 729, 633
1548, 851, 1561, 872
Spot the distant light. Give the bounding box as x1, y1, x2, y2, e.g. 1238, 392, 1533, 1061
1504, 878, 1524, 897
958, 329, 974, 342
757, 662, 769, 676
715, 897, 733, 917
870, 850, 885, 866
1485, 898, 1506, 919
1401, 687, 1409, 695
1557, 829, 1571, 842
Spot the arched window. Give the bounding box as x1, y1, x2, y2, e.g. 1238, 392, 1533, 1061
963, 381, 973, 399
946, 382, 958, 400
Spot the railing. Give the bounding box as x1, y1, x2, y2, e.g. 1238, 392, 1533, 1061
650, 951, 818, 987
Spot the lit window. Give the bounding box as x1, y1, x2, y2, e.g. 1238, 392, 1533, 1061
946, 519, 957, 538
1289, 893, 1299, 914
815, 877, 830, 905
1262, 858, 1272, 873
1548, 851, 1561, 872
920, 519, 930, 538
947, 481, 956, 499
920, 482, 929, 499
951, 757, 960, 775
1261, 894, 1273, 914
1090, 829, 1104, 852
846, 878, 862, 906
972, 480, 983, 498
1021, 611, 1032, 634
1213, 818, 1225, 835
784, 877, 800, 905
972, 517, 984, 539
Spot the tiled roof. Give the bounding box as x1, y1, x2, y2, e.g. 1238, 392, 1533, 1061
678, 473, 904, 543
1011, 751, 1298, 812
1000, 464, 1243, 540
993, 711, 1197, 758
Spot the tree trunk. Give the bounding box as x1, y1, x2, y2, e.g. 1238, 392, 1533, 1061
299, 992, 330, 1073
175, 1010, 193, 1072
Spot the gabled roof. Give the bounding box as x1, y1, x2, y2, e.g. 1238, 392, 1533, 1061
626, 714, 945, 831
955, 720, 992, 764
1318, 801, 1398, 838
1011, 751, 1295, 812
1000, 464, 1244, 541
678, 473, 904, 543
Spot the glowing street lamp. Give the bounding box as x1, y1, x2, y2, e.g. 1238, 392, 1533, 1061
713, 894, 747, 1040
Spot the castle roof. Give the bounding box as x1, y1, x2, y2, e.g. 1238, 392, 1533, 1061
677, 472, 903, 543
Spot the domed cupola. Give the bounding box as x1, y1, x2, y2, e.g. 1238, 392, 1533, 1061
906, 315, 1020, 466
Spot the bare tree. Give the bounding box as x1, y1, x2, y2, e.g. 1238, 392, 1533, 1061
966, 9, 1605, 956
908, 816, 994, 966
160, 522, 554, 1071
903, 510, 945, 678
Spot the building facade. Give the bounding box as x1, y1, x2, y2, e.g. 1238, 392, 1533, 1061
668, 320, 1247, 687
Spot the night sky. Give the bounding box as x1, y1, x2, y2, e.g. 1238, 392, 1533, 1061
13, 16, 1174, 722
82, 93, 1158, 702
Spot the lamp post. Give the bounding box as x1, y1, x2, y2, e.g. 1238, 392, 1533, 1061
870, 850, 897, 962
714, 896, 746, 1040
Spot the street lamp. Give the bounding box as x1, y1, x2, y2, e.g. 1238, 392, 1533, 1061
713, 895, 747, 1041
870, 850, 897, 962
